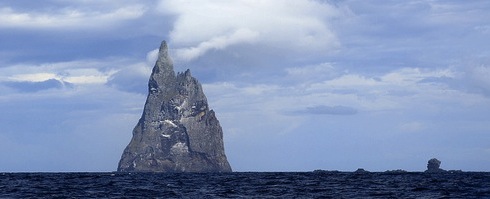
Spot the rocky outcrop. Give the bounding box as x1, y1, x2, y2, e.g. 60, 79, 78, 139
425, 158, 445, 173
384, 169, 408, 174
354, 168, 370, 173
117, 41, 232, 172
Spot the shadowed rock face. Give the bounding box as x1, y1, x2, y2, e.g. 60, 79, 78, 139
425, 158, 445, 172
117, 41, 232, 172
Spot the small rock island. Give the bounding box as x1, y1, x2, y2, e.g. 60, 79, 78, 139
425, 158, 445, 173
117, 41, 232, 172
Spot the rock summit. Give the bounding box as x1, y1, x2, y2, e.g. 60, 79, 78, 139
117, 41, 232, 172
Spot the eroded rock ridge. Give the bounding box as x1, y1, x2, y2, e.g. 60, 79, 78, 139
117, 41, 232, 172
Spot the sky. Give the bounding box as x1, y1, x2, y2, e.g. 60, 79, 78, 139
0, 0, 489, 172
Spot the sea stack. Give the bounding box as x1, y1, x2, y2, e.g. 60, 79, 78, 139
117, 41, 232, 172
425, 158, 445, 173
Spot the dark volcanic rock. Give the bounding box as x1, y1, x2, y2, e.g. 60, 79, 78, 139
425, 158, 445, 173
384, 169, 408, 174
117, 41, 232, 172
354, 168, 370, 173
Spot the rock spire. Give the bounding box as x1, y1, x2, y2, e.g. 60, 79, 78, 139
117, 41, 232, 172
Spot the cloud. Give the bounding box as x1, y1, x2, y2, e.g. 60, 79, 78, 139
0, 4, 147, 29
61, 68, 116, 84
310, 74, 380, 90
0, 83, 144, 171
0, 56, 146, 171
146, 48, 160, 66
383, 68, 455, 86
306, 67, 456, 94
7, 73, 58, 82
0, 60, 125, 86
474, 25, 490, 34
8, 58, 157, 96
285, 62, 338, 83
175, 29, 259, 61
399, 121, 425, 132
107, 49, 158, 94
204, 65, 487, 131
426, 1, 490, 25
4, 79, 71, 92
463, 65, 490, 96
158, 0, 343, 61
6, 70, 112, 85
291, 105, 358, 115
107, 63, 152, 94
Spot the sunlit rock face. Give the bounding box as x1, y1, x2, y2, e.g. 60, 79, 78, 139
117, 41, 232, 172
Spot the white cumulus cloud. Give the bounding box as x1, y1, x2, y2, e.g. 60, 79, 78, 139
158, 0, 343, 61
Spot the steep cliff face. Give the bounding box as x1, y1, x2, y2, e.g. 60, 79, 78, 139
117, 41, 232, 172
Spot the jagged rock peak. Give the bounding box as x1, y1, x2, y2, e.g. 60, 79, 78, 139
117, 40, 232, 172
156, 41, 172, 70
150, 41, 175, 93
425, 158, 445, 173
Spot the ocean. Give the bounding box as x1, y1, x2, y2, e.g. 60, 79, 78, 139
1, 172, 489, 198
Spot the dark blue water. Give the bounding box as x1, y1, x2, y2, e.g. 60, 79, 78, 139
1, 172, 489, 198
